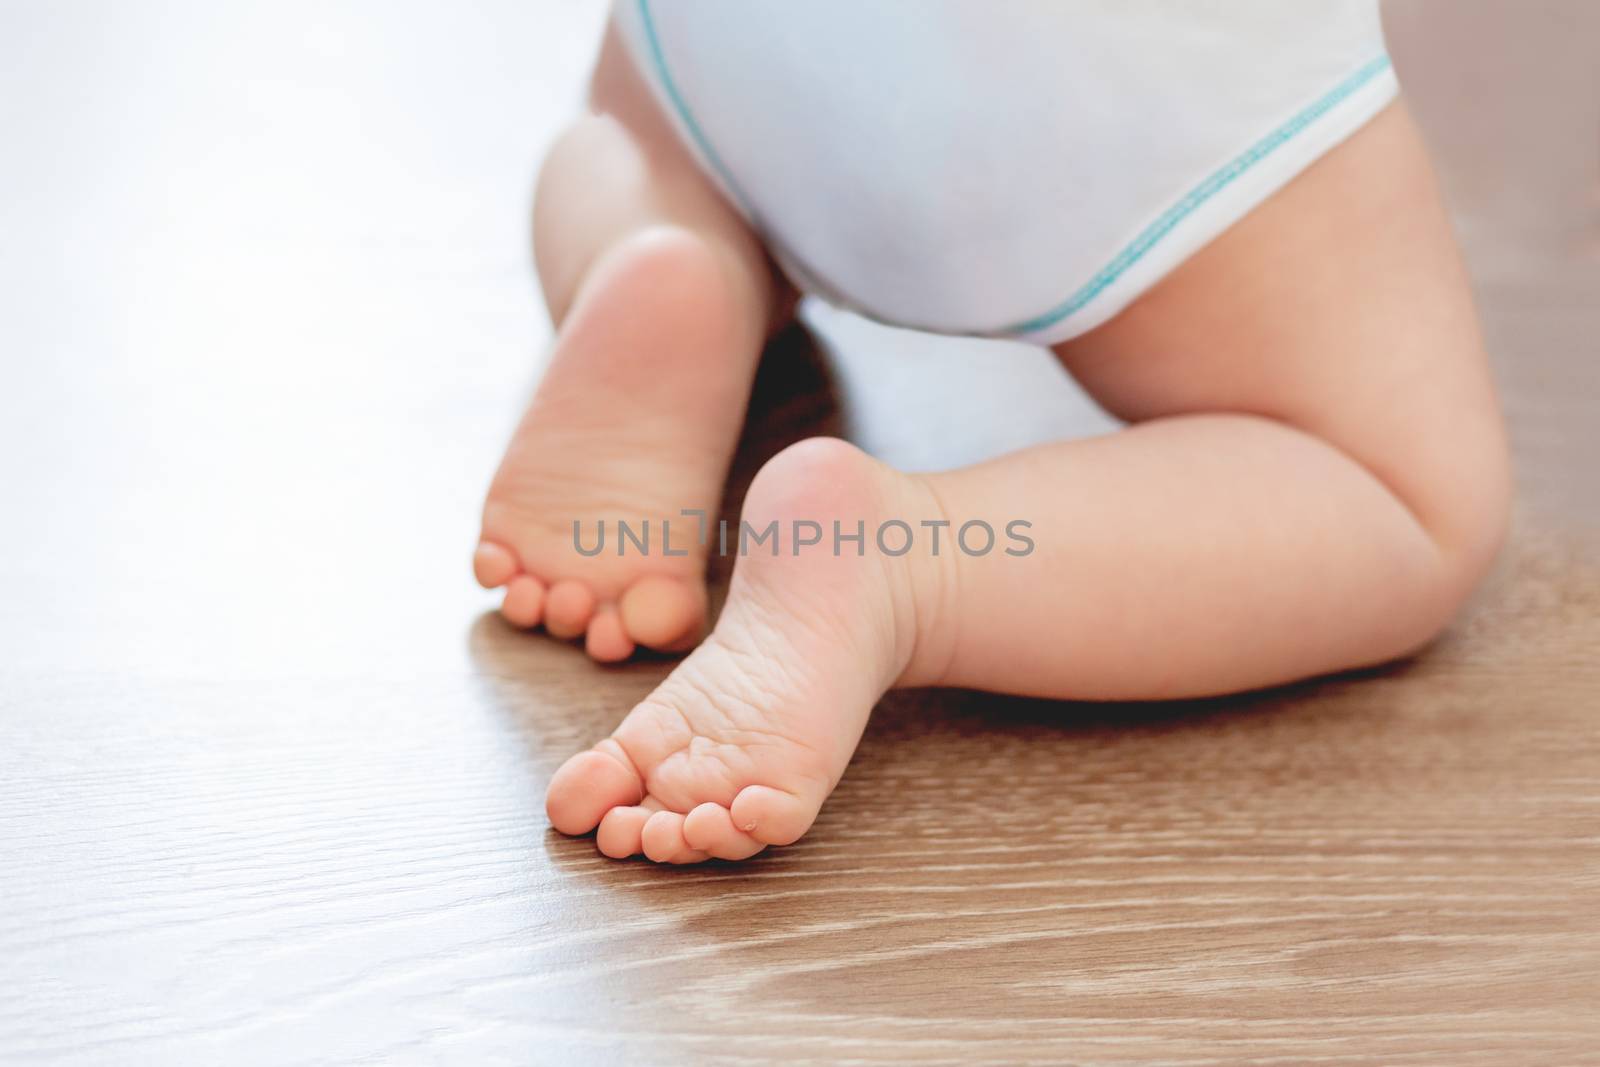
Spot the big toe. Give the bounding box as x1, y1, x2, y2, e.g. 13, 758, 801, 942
620, 575, 707, 651
545, 741, 645, 835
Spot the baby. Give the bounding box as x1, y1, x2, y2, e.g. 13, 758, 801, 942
474, 2, 1510, 863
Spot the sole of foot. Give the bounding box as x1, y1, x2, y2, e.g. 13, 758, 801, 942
476, 225, 759, 661
544, 437, 942, 862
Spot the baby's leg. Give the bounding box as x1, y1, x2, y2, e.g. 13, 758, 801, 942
475, 23, 786, 660
546, 103, 1510, 861
933, 102, 1509, 698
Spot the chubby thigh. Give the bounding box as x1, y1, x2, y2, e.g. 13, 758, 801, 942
914, 101, 1511, 697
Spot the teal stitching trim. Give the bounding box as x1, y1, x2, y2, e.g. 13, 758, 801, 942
1002, 53, 1394, 337
635, 0, 755, 216
635, 2, 1389, 339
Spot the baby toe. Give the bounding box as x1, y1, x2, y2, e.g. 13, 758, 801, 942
473, 541, 519, 588
684, 802, 766, 861
730, 784, 820, 847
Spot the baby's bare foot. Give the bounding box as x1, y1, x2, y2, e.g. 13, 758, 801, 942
544, 438, 947, 862
476, 227, 758, 660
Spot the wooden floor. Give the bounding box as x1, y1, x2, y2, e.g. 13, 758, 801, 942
1, 3, 1596, 1063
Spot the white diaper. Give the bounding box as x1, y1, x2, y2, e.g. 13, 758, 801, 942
615, 1, 1397, 346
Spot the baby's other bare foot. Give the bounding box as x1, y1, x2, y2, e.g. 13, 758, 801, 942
476, 227, 756, 661
545, 438, 946, 861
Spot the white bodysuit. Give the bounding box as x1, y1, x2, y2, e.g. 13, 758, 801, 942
614, 1, 1397, 346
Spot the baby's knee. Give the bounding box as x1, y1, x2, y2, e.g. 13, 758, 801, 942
1392, 415, 1513, 653
1430, 422, 1511, 594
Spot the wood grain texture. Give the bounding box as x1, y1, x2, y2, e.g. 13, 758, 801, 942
1, 2, 1596, 1064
